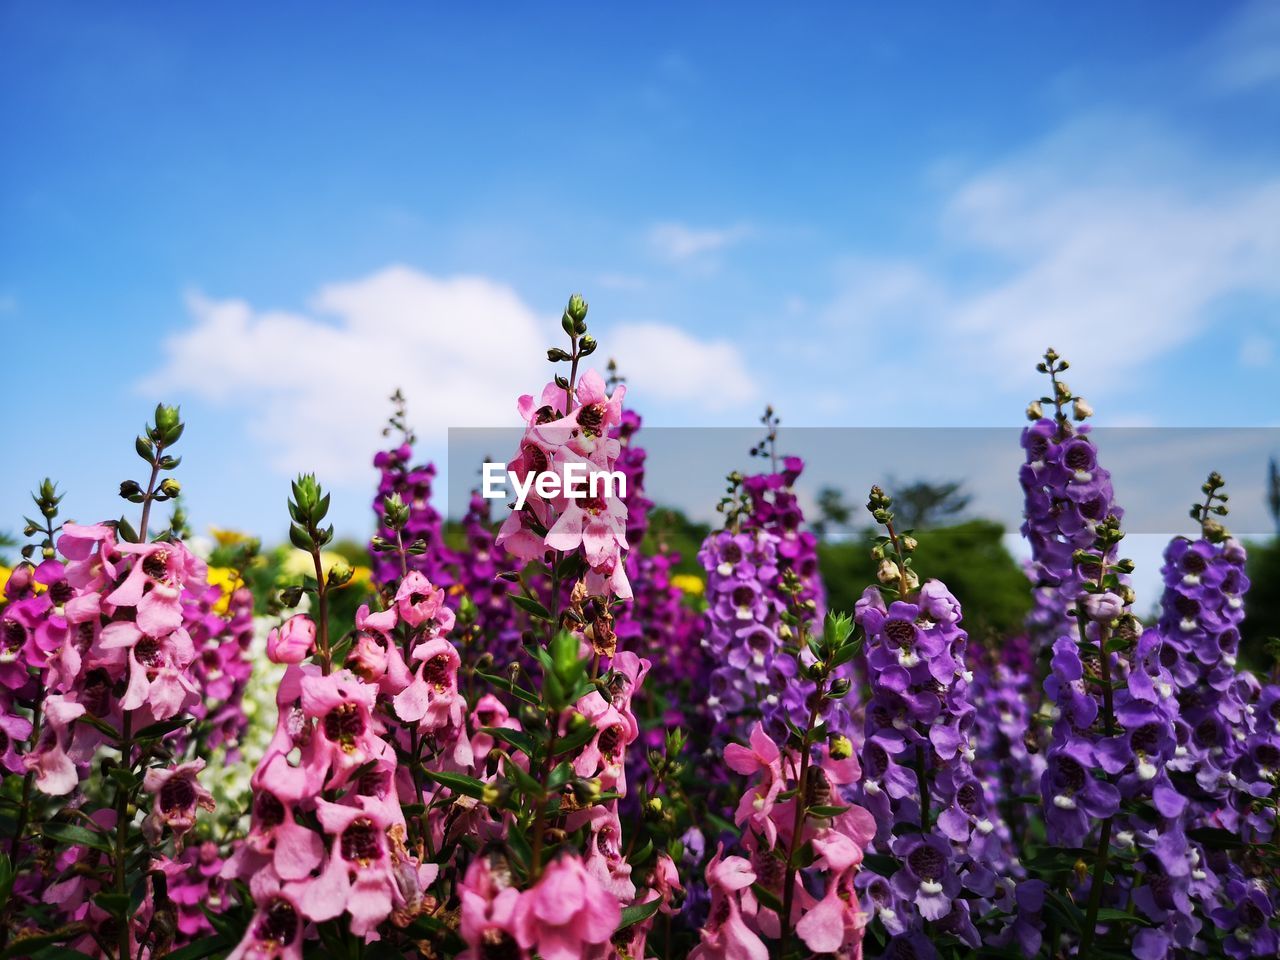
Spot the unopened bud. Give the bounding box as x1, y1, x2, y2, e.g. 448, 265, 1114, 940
1072, 397, 1093, 420
1026, 401, 1044, 421
159, 478, 181, 498
877, 559, 900, 585
829, 734, 854, 760
566, 293, 588, 324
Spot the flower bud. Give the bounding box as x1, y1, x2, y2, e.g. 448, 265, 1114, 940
159, 478, 181, 498
829, 734, 854, 760
566, 293, 588, 324
1026, 401, 1044, 420
1083, 591, 1124, 622
901, 535, 918, 552
327, 560, 354, 588
1072, 397, 1093, 420
877, 559, 900, 584
266, 614, 316, 664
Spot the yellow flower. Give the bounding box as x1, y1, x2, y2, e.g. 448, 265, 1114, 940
205, 566, 241, 616
210, 526, 251, 548
0, 565, 10, 596
671, 573, 705, 597
349, 565, 372, 588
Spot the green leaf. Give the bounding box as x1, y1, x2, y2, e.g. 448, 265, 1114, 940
160, 939, 234, 960
136, 716, 195, 742
40, 821, 112, 854
511, 594, 552, 621
482, 727, 538, 757
421, 769, 487, 800
92, 892, 131, 916
1093, 907, 1152, 927
1, 930, 86, 959
617, 897, 662, 931
476, 671, 539, 706
808, 804, 850, 818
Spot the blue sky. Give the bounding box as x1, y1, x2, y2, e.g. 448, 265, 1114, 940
2, 1, 1279, 550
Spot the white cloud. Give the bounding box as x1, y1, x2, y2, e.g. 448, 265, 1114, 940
646, 221, 753, 264
816, 115, 1280, 409
143, 265, 758, 480
604, 321, 756, 410
1204, 0, 1280, 92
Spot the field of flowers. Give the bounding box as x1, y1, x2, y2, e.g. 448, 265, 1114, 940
0, 295, 1275, 960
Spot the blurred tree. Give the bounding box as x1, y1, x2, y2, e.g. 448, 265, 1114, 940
819, 518, 1031, 638
1269, 456, 1279, 534
887, 478, 972, 530
813, 486, 854, 540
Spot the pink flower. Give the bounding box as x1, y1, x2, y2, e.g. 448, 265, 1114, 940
299, 797, 405, 939
226, 890, 304, 960
298, 669, 390, 791
98, 621, 198, 720
223, 786, 324, 883
649, 852, 686, 916
392, 637, 464, 732
24, 694, 86, 796
724, 722, 784, 847
107, 541, 200, 636
394, 572, 455, 632
458, 855, 527, 960
513, 854, 621, 960
690, 845, 768, 960
571, 691, 633, 793
267, 615, 315, 665
142, 759, 215, 844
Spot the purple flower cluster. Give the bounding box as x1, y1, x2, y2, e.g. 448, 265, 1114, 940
1019, 417, 1126, 649
370, 442, 453, 589
854, 579, 1017, 956
1157, 519, 1280, 957
742, 456, 825, 615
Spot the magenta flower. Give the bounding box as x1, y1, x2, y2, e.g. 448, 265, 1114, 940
394, 572, 455, 632
512, 854, 621, 960
724, 722, 784, 847
299, 797, 407, 939
98, 620, 198, 720
142, 759, 215, 844
23, 693, 86, 795
226, 889, 305, 960
689, 845, 769, 960
266, 615, 315, 665
392, 636, 465, 733
107, 541, 200, 636
458, 855, 526, 960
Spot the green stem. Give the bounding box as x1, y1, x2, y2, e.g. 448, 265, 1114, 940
137, 450, 164, 542
1077, 572, 1115, 958
312, 548, 332, 674
778, 679, 825, 955
115, 711, 134, 960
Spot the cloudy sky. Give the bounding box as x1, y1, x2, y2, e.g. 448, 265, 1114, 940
2, 1, 1278, 551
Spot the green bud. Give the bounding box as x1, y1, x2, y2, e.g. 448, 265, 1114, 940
159, 478, 181, 498
566, 293, 588, 324
547, 347, 572, 362
119, 480, 144, 500
384, 493, 410, 531
578, 335, 597, 357
829, 734, 854, 760
327, 560, 354, 588
154, 404, 181, 433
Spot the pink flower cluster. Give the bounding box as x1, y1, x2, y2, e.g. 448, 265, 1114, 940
694, 722, 875, 958
497, 370, 632, 599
